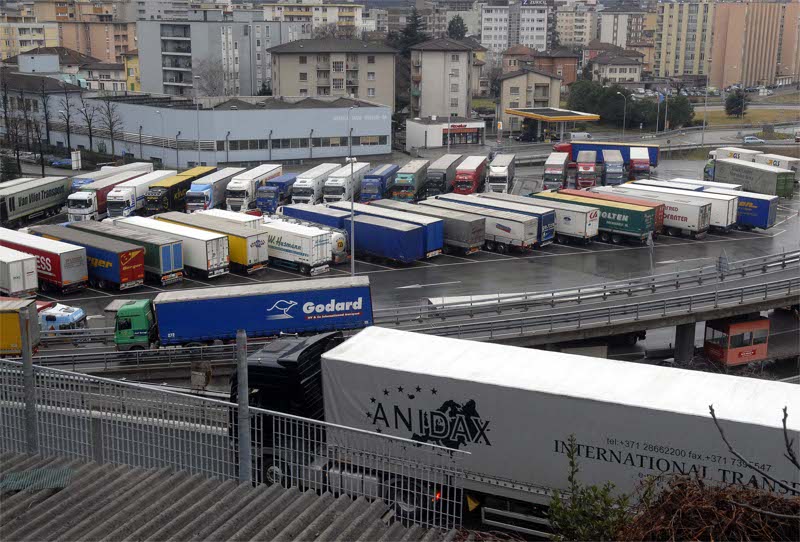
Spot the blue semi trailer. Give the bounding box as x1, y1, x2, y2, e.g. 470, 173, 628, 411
360, 164, 399, 202
256, 173, 298, 214
555, 141, 660, 168
345, 215, 425, 264
705, 188, 778, 230
279, 203, 351, 229
114, 276, 373, 349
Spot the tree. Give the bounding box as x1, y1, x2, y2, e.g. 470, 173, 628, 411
58, 86, 75, 150
38, 80, 52, 147
1, 79, 9, 143
193, 57, 226, 97
256, 81, 271, 96
399, 8, 427, 54
19, 89, 31, 150
447, 15, 467, 40
4, 112, 23, 173
725, 89, 749, 118
313, 23, 360, 40
30, 116, 47, 177
98, 97, 123, 156
78, 94, 98, 151
0, 155, 20, 182
665, 95, 694, 129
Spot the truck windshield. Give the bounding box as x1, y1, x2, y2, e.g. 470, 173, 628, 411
361, 183, 379, 194
186, 193, 207, 205
67, 197, 91, 209
292, 187, 314, 197
488, 175, 505, 183
455, 181, 472, 190
226, 190, 247, 199
106, 200, 126, 214
260, 187, 279, 198
323, 186, 345, 196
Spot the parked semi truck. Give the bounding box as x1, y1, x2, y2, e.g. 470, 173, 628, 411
531, 191, 655, 244
67, 220, 184, 285
704, 188, 779, 230
436, 192, 556, 247
224, 164, 282, 212
708, 159, 794, 198
487, 153, 516, 193
113, 276, 372, 350
453, 156, 487, 194
0, 227, 88, 293
0, 176, 70, 228
478, 192, 598, 245
628, 147, 651, 180
107, 170, 177, 218
112, 216, 229, 278
70, 162, 153, 192
291, 163, 341, 204
237, 327, 799, 533
144, 167, 216, 215
602, 149, 626, 185
575, 150, 598, 188
29, 225, 145, 290
260, 219, 333, 276
266, 214, 349, 265
329, 201, 444, 258
323, 162, 371, 203
704, 148, 762, 182
185, 167, 244, 213
419, 198, 538, 253
38, 303, 87, 334
754, 153, 799, 183
255, 173, 297, 214
0, 246, 38, 297
542, 152, 569, 190
591, 186, 711, 238
345, 215, 425, 263
155, 211, 269, 274
559, 188, 666, 236
360, 164, 399, 202
68, 169, 150, 222
554, 141, 660, 168
423, 154, 461, 197
370, 199, 485, 255
0, 298, 40, 356
389, 160, 429, 202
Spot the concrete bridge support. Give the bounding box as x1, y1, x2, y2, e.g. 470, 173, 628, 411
674, 322, 697, 363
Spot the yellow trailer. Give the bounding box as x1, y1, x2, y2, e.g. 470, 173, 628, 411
1, 298, 40, 356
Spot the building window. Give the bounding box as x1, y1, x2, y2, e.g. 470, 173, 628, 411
450, 97, 458, 108
510, 86, 520, 95
367, 87, 375, 97
451, 68, 459, 77
451, 54, 459, 62
299, 72, 307, 81
367, 71, 375, 80
367, 55, 375, 64
300, 89, 308, 96
332, 61, 344, 72
450, 83, 459, 92
299, 55, 307, 64
333, 78, 344, 90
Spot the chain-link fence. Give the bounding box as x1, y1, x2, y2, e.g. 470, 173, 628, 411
0, 359, 465, 529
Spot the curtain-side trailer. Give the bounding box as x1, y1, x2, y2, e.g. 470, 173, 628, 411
0, 176, 70, 228
424, 154, 462, 197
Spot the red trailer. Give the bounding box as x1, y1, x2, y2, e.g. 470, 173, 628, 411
0, 227, 88, 293
560, 188, 665, 235
452, 156, 487, 194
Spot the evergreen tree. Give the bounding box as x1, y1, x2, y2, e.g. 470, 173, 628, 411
447, 15, 468, 40
725, 89, 749, 118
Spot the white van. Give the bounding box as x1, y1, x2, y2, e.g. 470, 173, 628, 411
568, 132, 593, 141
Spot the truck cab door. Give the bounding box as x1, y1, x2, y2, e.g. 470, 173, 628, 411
115, 316, 135, 345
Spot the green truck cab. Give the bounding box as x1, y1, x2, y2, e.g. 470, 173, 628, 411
114, 299, 155, 350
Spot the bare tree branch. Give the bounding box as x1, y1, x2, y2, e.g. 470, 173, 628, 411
782, 406, 800, 471
97, 97, 123, 156
38, 80, 52, 146
727, 499, 800, 520
193, 57, 226, 97
78, 94, 98, 151
58, 88, 75, 150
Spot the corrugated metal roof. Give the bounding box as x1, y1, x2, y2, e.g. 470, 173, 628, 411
0, 453, 457, 542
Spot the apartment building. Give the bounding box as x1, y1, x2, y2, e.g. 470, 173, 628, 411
0, 18, 58, 61
480, 0, 549, 56
410, 38, 475, 119
78, 62, 127, 91
588, 53, 641, 83
120, 49, 140, 91
498, 67, 561, 132
598, 5, 645, 48
710, 0, 800, 88
363, 8, 389, 33
269, 39, 396, 108
653, 0, 714, 78
262, 2, 364, 37
555, 4, 597, 48
137, 0, 192, 21
502, 45, 579, 85
138, 10, 308, 97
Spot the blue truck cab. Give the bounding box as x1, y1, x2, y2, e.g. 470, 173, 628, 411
359, 164, 399, 202
257, 174, 298, 214
39, 303, 88, 334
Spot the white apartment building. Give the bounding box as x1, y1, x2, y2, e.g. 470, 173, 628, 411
480, 0, 549, 56
555, 4, 597, 48
262, 1, 364, 36
410, 38, 474, 119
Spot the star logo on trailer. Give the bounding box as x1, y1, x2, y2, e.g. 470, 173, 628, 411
265, 300, 297, 320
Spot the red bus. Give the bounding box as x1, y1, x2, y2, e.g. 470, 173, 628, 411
703, 316, 770, 366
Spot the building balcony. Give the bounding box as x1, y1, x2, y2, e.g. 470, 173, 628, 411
411, 74, 422, 83
163, 79, 192, 86
284, 10, 311, 16
161, 47, 191, 55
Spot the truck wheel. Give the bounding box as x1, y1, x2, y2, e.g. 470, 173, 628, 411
496, 243, 508, 254
556, 234, 568, 244
611, 234, 623, 244
485, 241, 496, 252
387, 477, 430, 524
667, 228, 679, 237
298, 264, 311, 275
599, 232, 610, 243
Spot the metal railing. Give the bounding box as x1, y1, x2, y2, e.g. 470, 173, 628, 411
0, 359, 465, 530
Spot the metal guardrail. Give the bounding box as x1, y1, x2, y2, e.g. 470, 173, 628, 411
40, 327, 114, 345
374, 251, 800, 327
0, 358, 466, 530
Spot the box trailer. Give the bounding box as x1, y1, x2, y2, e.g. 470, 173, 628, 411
256, 173, 298, 214
0, 298, 40, 356
112, 216, 229, 278
0, 227, 88, 293
419, 198, 538, 252
635, 179, 704, 192
705, 188, 779, 230
225, 164, 282, 212
542, 152, 569, 190
67, 220, 184, 284
601, 149, 626, 185
185, 167, 244, 213
390, 160, 429, 202
711, 159, 794, 198
487, 153, 516, 193
610, 183, 739, 232
106, 170, 177, 218
370, 199, 485, 255
453, 156, 487, 194
591, 186, 711, 238
156, 211, 269, 274
360, 164, 400, 202
317, 327, 800, 530
69, 162, 153, 192
710, 147, 762, 162
329, 201, 444, 258
280, 203, 351, 230
344, 215, 425, 264
291, 163, 342, 204
0, 176, 70, 228
323, 163, 371, 203
559, 188, 666, 235
199, 208, 263, 230
424, 154, 462, 197
669, 177, 742, 191
0, 246, 38, 297
29, 225, 145, 290
754, 154, 800, 183
531, 191, 655, 244
260, 219, 332, 276
435, 192, 556, 247
478, 192, 599, 244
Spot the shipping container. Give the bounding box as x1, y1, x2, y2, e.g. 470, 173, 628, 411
530, 191, 655, 244
424, 154, 462, 197
0, 227, 88, 293
591, 186, 711, 237
260, 219, 332, 276
29, 225, 145, 290
225, 164, 282, 212
156, 211, 269, 274
704, 188, 779, 230
112, 216, 229, 278
601, 149, 626, 185
185, 167, 244, 213
323, 163, 372, 203
360, 164, 400, 202
255, 173, 298, 214
344, 215, 425, 263
487, 153, 516, 193
280, 203, 351, 230
329, 200, 444, 258
559, 188, 666, 235
0, 176, 70, 228
370, 199, 485, 255
478, 192, 599, 244
453, 156, 487, 194
67, 220, 184, 284
106, 170, 177, 218
0, 298, 40, 356
144, 167, 216, 215
291, 163, 342, 204
0, 246, 38, 297
754, 154, 800, 183
711, 159, 794, 198
436, 192, 556, 247
542, 152, 569, 190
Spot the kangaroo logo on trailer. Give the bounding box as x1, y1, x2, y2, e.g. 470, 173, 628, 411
266, 300, 297, 320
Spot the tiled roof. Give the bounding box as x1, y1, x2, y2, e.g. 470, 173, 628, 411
268, 38, 396, 54
499, 66, 562, 81
590, 53, 642, 66
0, 68, 82, 93
2, 46, 99, 66
410, 37, 474, 52
503, 45, 535, 56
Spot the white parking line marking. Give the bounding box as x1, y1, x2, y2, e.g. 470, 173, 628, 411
355, 259, 395, 270
86, 288, 112, 296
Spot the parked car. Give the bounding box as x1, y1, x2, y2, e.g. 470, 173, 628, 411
742, 135, 766, 145
50, 158, 72, 168
515, 132, 538, 143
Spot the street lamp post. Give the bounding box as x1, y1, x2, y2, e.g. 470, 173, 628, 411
347, 105, 356, 276
155, 110, 165, 165
616, 91, 627, 140
175, 131, 181, 167
194, 75, 201, 165
446, 72, 457, 153
701, 76, 708, 148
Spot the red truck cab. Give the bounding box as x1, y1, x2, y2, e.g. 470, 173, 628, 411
452, 156, 487, 194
